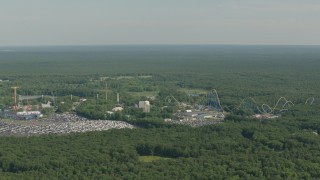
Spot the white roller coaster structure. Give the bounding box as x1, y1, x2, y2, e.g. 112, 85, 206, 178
261, 97, 294, 114
236, 97, 263, 113
166, 89, 224, 112
165, 95, 180, 105
235, 97, 294, 114
165, 95, 186, 119
207, 89, 224, 112
165, 88, 316, 117
305, 97, 315, 105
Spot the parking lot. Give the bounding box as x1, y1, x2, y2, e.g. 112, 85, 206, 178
0, 114, 135, 136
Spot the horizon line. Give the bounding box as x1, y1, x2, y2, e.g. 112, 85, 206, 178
1, 43, 320, 47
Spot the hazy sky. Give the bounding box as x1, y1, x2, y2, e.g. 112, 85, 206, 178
1, 0, 320, 46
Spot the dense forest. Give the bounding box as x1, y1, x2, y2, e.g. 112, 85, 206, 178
0, 45, 320, 179
0, 111, 320, 179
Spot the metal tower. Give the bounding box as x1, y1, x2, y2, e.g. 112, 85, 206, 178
117, 93, 120, 104
106, 82, 108, 101
11, 87, 19, 113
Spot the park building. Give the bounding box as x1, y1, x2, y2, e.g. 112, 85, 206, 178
112, 107, 124, 112
139, 101, 150, 113
41, 101, 52, 108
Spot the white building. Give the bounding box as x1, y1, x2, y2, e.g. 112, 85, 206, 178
112, 107, 124, 112
106, 111, 114, 115
80, 98, 87, 102
139, 101, 150, 113
41, 101, 52, 108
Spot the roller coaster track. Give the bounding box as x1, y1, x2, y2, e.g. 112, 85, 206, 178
234, 97, 294, 114
223, 105, 234, 113
207, 89, 224, 112
166, 88, 298, 116
165, 95, 186, 119
261, 104, 272, 113
262, 97, 294, 114
305, 97, 315, 105
165, 95, 180, 105
191, 89, 224, 112
236, 97, 264, 114
273, 97, 294, 109
165, 95, 186, 110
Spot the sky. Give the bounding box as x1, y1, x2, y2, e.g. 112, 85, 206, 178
1, 0, 320, 46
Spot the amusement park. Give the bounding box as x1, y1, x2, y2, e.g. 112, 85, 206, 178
0, 87, 57, 120
0, 80, 317, 136
163, 89, 225, 126
0, 85, 307, 123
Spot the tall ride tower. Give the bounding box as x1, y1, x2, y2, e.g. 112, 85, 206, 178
117, 93, 120, 104
105, 82, 108, 101
11, 87, 19, 113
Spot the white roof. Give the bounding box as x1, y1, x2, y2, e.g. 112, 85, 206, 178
112, 107, 124, 112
